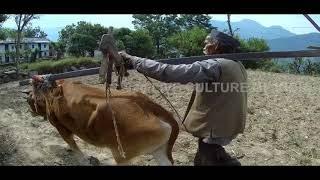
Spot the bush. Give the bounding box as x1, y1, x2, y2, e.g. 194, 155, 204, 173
303, 59, 320, 76
259, 60, 287, 73
314, 62, 320, 75
237, 37, 271, 70
20, 57, 100, 74
19, 63, 29, 70
288, 57, 304, 74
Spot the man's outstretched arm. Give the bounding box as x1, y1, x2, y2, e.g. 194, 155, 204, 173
122, 53, 222, 84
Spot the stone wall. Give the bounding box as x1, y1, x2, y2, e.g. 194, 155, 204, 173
0, 68, 30, 84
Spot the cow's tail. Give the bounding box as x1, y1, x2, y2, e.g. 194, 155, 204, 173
149, 102, 179, 165
165, 112, 179, 165
121, 93, 180, 164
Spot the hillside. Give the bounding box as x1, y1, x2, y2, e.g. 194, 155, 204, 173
211, 19, 320, 51
267, 33, 320, 51
211, 19, 296, 40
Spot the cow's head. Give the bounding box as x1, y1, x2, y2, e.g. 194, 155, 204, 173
22, 75, 64, 119
24, 88, 47, 118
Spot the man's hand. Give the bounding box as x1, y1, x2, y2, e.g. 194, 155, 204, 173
119, 51, 131, 60
119, 51, 135, 69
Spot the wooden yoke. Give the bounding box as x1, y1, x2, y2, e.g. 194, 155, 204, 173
98, 34, 122, 85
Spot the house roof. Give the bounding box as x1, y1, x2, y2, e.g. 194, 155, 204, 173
0, 38, 50, 44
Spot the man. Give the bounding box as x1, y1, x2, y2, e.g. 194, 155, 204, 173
108, 30, 247, 166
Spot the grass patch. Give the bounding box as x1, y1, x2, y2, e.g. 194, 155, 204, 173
19, 57, 100, 74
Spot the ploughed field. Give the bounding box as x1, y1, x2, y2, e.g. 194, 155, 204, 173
1, 69, 320, 165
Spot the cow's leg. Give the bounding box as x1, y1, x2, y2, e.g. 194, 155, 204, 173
54, 124, 81, 153
151, 143, 173, 166
58, 128, 100, 166
54, 127, 88, 165
151, 119, 173, 166
54, 124, 94, 165
46, 111, 82, 154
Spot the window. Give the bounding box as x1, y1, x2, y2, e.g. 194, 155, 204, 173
32, 45, 34, 49
44, 52, 47, 56
20, 45, 22, 49
0, 56, 2, 61
44, 44, 47, 48
11, 46, 14, 50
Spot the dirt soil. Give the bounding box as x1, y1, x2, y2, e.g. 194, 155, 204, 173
1, 69, 320, 166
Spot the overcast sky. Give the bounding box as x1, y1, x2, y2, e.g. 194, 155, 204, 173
2, 14, 320, 34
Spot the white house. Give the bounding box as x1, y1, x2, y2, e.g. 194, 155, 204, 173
0, 38, 50, 64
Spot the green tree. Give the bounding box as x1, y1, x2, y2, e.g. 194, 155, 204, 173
132, 14, 214, 58
115, 40, 125, 51
68, 33, 97, 57
0, 26, 46, 41
240, 38, 270, 52
113, 27, 132, 50
23, 46, 32, 61
0, 28, 16, 40
59, 24, 76, 45
23, 26, 47, 38
0, 29, 6, 40
132, 14, 180, 58
112, 27, 155, 57
175, 14, 214, 32
238, 37, 272, 69
113, 27, 132, 41
59, 21, 108, 57
30, 48, 40, 62
0, 14, 8, 39
50, 41, 66, 60
0, 26, 47, 40
14, 14, 39, 74
5, 51, 19, 62
167, 26, 208, 57
0, 32, 4, 40
124, 29, 155, 58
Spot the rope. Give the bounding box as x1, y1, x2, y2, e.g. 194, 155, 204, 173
104, 57, 126, 159
143, 75, 190, 133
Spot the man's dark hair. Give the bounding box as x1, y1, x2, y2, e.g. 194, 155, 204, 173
208, 30, 241, 53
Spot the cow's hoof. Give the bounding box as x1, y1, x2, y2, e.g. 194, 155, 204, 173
116, 86, 122, 90
88, 156, 100, 166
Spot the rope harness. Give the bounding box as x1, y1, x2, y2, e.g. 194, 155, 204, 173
104, 56, 126, 159
143, 75, 190, 133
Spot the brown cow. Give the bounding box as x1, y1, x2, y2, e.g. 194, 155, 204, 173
24, 75, 179, 165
